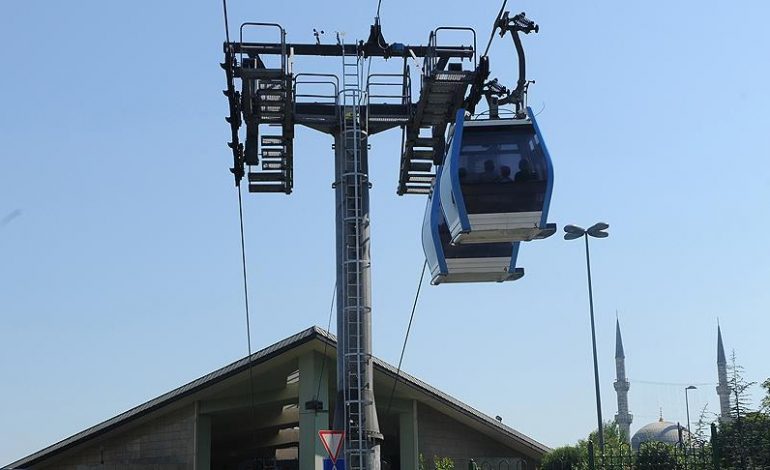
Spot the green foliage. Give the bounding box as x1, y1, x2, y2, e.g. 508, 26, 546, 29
728, 350, 755, 420
634, 441, 678, 468
692, 403, 714, 446
577, 420, 632, 457
715, 411, 770, 468
761, 377, 770, 413
712, 354, 770, 468
540, 445, 583, 470
417, 453, 455, 470
433, 456, 455, 470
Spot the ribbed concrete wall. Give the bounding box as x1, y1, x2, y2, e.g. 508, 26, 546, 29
35, 405, 196, 470
416, 403, 535, 469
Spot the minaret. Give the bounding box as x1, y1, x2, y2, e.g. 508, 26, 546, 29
613, 318, 632, 443
716, 324, 732, 421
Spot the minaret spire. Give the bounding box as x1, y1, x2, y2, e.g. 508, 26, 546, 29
613, 317, 632, 443
716, 323, 731, 421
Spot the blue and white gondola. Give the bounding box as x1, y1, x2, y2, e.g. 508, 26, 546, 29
422, 168, 525, 285
439, 107, 556, 245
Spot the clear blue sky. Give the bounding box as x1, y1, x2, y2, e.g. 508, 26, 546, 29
2, 0, 769, 464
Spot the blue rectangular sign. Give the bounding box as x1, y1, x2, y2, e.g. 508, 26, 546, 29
324, 458, 345, 470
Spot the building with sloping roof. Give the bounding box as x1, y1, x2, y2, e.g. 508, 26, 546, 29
4, 327, 549, 470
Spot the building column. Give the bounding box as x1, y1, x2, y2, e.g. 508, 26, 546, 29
194, 402, 211, 470
299, 351, 330, 469
399, 400, 419, 470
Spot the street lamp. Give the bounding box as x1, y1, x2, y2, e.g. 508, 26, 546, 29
686, 385, 697, 442
564, 222, 609, 453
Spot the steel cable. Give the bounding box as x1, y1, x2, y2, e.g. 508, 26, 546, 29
385, 260, 428, 416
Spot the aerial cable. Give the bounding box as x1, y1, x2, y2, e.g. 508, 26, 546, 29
633, 380, 717, 387
482, 0, 508, 57
236, 186, 253, 356
225, 0, 259, 446
385, 260, 427, 416
221, 0, 253, 360
236, 185, 260, 454
314, 283, 337, 404
221, 0, 231, 44
372, 0, 388, 50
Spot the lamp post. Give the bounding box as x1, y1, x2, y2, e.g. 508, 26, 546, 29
564, 222, 609, 453
686, 385, 697, 442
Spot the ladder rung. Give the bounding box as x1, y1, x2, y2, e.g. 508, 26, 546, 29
414, 137, 434, 147
404, 186, 431, 195
248, 172, 286, 182
408, 161, 432, 172
262, 160, 286, 170
258, 81, 285, 90
411, 150, 434, 160
248, 183, 288, 193
258, 91, 285, 99
262, 149, 285, 158
261, 136, 284, 146
260, 104, 285, 112
407, 175, 435, 184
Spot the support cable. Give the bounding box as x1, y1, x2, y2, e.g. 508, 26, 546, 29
385, 260, 427, 416
236, 185, 260, 459
482, 0, 508, 57
633, 380, 717, 387
221, 0, 231, 44
224, 2, 257, 439
314, 283, 337, 404
237, 186, 253, 356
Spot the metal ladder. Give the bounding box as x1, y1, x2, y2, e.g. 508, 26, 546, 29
340, 38, 369, 470
237, 23, 294, 194
397, 27, 477, 195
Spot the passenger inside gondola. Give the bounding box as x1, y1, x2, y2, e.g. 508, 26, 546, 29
457, 125, 547, 214
514, 159, 537, 182
499, 165, 513, 183
480, 160, 497, 183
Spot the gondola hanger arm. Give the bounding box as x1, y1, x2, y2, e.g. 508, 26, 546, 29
465, 7, 539, 119
496, 11, 539, 118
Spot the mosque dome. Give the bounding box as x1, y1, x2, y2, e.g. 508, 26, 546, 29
631, 418, 689, 450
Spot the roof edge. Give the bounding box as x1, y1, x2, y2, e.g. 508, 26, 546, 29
5, 327, 323, 469
6, 326, 549, 467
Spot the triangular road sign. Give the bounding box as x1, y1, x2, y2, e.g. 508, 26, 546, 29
318, 430, 345, 463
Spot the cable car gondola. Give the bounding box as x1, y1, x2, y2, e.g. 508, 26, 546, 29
439, 107, 556, 245
422, 167, 525, 285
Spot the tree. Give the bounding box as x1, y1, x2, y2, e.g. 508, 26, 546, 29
714, 352, 770, 468
691, 403, 714, 446
635, 441, 678, 468
727, 350, 755, 421
540, 446, 582, 470
432, 456, 455, 470
761, 377, 770, 413
579, 420, 632, 455
716, 411, 770, 468
418, 454, 455, 470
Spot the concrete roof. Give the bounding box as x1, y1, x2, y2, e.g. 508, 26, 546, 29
5, 326, 549, 468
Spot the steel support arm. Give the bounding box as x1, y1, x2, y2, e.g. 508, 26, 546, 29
227, 41, 474, 59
